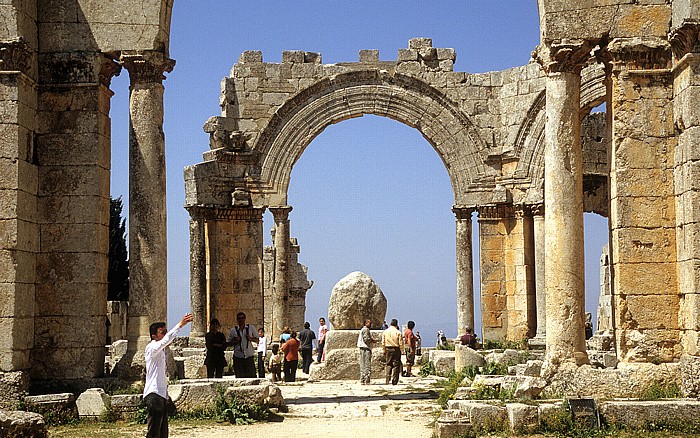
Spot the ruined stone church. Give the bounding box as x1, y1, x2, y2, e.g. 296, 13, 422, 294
1, 0, 699, 400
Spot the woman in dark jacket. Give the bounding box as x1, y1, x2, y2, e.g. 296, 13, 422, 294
205, 318, 227, 378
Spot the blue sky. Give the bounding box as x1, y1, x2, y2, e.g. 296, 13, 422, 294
109, 1, 609, 338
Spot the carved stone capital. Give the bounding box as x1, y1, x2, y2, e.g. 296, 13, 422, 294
477, 204, 514, 220
608, 37, 672, 71
670, 19, 700, 60
269, 205, 293, 222
452, 205, 476, 221
186, 205, 265, 221
120, 51, 175, 85
0, 38, 32, 74
534, 40, 594, 74
529, 203, 545, 217
99, 57, 122, 87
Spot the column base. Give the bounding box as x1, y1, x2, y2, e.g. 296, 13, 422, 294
528, 336, 546, 350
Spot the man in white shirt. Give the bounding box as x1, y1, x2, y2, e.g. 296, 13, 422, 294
227, 312, 259, 378
143, 313, 193, 438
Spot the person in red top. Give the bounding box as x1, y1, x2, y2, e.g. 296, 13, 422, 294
403, 320, 417, 377
281, 330, 301, 382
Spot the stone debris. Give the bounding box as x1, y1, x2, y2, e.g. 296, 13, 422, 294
0, 410, 47, 438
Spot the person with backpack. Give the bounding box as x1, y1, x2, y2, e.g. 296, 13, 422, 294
227, 312, 259, 378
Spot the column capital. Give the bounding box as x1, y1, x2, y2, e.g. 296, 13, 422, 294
99, 56, 122, 87
670, 19, 700, 61
452, 205, 476, 220
269, 205, 293, 222
477, 204, 514, 220
529, 203, 545, 217
607, 37, 672, 72
186, 205, 265, 221
533, 39, 595, 74
0, 37, 32, 75
120, 51, 175, 85
514, 204, 531, 218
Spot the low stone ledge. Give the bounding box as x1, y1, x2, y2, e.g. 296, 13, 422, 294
0, 410, 47, 438
169, 379, 284, 412
434, 409, 472, 438
24, 393, 78, 422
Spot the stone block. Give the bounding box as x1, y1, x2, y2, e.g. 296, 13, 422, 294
359, 50, 379, 63
614, 261, 677, 296
110, 394, 142, 420
76, 388, 110, 419
39, 223, 108, 253
611, 195, 675, 229
33, 315, 104, 349
182, 354, 206, 379
25, 392, 78, 421
36, 251, 108, 284
397, 49, 418, 62
0, 218, 39, 253
35, 281, 106, 316
308, 347, 385, 380
0, 370, 29, 410
239, 51, 263, 63
31, 345, 106, 380
38, 194, 108, 225
0, 315, 33, 351
621, 293, 679, 329
281, 50, 304, 64
0, 410, 47, 438
408, 38, 432, 49
469, 402, 508, 430
434, 409, 471, 438
38, 165, 109, 198
612, 227, 677, 265
507, 402, 538, 433
454, 344, 486, 370
600, 400, 700, 429
430, 350, 455, 376
36, 133, 109, 168
0, 282, 35, 318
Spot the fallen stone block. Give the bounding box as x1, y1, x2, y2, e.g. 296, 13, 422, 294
469, 402, 508, 431
0, 410, 47, 438
455, 345, 486, 371
24, 393, 78, 423
181, 354, 207, 379
507, 402, 538, 433
434, 409, 472, 438
76, 388, 111, 419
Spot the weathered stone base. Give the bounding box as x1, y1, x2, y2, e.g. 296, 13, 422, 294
680, 354, 700, 397
169, 378, 284, 411
309, 330, 386, 380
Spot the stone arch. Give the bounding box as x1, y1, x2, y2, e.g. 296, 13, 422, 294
514, 61, 607, 202
250, 70, 492, 206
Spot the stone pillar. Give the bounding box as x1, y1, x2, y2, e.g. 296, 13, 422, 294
478, 205, 535, 342
453, 206, 476, 335
537, 41, 590, 365
270, 206, 292, 339
608, 38, 679, 363
531, 204, 546, 340
121, 52, 175, 353
0, 39, 35, 374
34, 53, 120, 379
187, 211, 207, 339
671, 24, 700, 364
205, 207, 265, 332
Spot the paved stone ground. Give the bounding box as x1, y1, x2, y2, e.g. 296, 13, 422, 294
50, 374, 443, 437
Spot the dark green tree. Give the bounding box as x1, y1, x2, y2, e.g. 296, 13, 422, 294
108, 196, 129, 301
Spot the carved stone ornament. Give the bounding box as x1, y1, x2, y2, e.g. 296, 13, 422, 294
670, 19, 700, 60
99, 57, 121, 87
534, 39, 594, 74
607, 37, 672, 71
452, 205, 476, 221
0, 38, 32, 74
120, 51, 175, 84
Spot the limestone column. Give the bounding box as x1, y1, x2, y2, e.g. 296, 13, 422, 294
453, 206, 476, 335
121, 52, 175, 352
536, 42, 590, 365
270, 206, 292, 339
187, 209, 208, 339
531, 204, 546, 340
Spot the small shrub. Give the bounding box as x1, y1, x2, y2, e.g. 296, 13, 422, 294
131, 406, 148, 425
482, 339, 529, 351
482, 361, 509, 376
419, 361, 436, 377
173, 384, 269, 425
639, 382, 681, 401
436, 368, 472, 408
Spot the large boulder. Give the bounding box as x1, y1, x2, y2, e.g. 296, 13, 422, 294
328, 272, 387, 329
455, 344, 486, 370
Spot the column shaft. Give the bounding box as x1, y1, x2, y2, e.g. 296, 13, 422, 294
532, 207, 546, 339
453, 207, 475, 335
189, 218, 207, 338
122, 52, 175, 352
544, 70, 587, 364
270, 206, 292, 339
